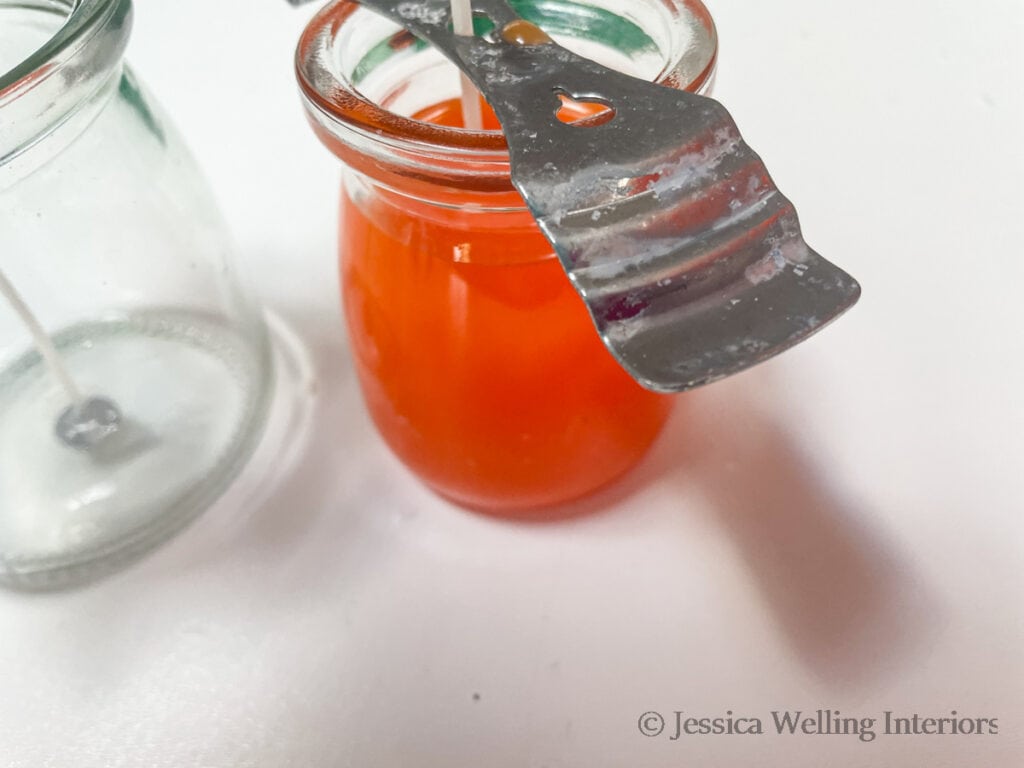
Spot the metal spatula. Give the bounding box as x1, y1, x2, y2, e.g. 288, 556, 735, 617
304, 0, 861, 392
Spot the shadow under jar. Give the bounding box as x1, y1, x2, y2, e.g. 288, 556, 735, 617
297, 0, 717, 513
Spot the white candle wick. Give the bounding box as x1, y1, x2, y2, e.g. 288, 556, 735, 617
450, 0, 483, 130
0, 267, 84, 407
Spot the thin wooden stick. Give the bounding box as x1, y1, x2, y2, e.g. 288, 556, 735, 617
450, 0, 483, 129
0, 267, 83, 406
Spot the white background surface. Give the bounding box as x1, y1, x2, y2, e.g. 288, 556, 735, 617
1, 0, 1023, 765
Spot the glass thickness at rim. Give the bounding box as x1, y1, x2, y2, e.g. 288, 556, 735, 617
0, 0, 129, 91
295, 0, 718, 155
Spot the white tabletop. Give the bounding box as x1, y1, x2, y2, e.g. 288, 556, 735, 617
2, 1, 1022, 765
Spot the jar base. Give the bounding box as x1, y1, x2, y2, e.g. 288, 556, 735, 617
0, 310, 274, 590
380, 397, 677, 518
427, 449, 657, 518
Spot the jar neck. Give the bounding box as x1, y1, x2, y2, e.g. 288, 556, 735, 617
0, 0, 132, 173
297, 0, 717, 201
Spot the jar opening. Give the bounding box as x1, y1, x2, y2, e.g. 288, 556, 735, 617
0, 1, 68, 79
0, 0, 128, 95
297, 0, 717, 163
0, 0, 131, 170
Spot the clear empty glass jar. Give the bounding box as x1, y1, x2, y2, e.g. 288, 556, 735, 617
0, 0, 273, 587
297, 0, 717, 513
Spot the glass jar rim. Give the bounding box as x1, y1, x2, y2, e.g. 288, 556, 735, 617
0, 0, 129, 95
295, 0, 719, 156
1, 0, 131, 175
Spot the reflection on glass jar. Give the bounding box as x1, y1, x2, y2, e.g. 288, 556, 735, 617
0, 0, 273, 587
298, 0, 717, 512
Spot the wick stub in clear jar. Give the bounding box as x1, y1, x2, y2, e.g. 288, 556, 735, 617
0, 0, 274, 587
297, 0, 717, 512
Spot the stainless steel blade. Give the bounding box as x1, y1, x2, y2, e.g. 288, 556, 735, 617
348, 0, 861, 392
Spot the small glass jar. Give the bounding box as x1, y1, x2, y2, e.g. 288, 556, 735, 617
297, 0, 717, 512
0, 0, 273, 586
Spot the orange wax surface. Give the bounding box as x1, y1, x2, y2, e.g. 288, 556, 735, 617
340, 98, 673, 512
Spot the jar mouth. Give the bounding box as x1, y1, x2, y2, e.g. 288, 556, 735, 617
0, 0, 128, 95
296, 0, 718, 157
0, 0, 131, 172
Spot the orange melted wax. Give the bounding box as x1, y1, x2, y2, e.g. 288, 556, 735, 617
340, 98, 673, 512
